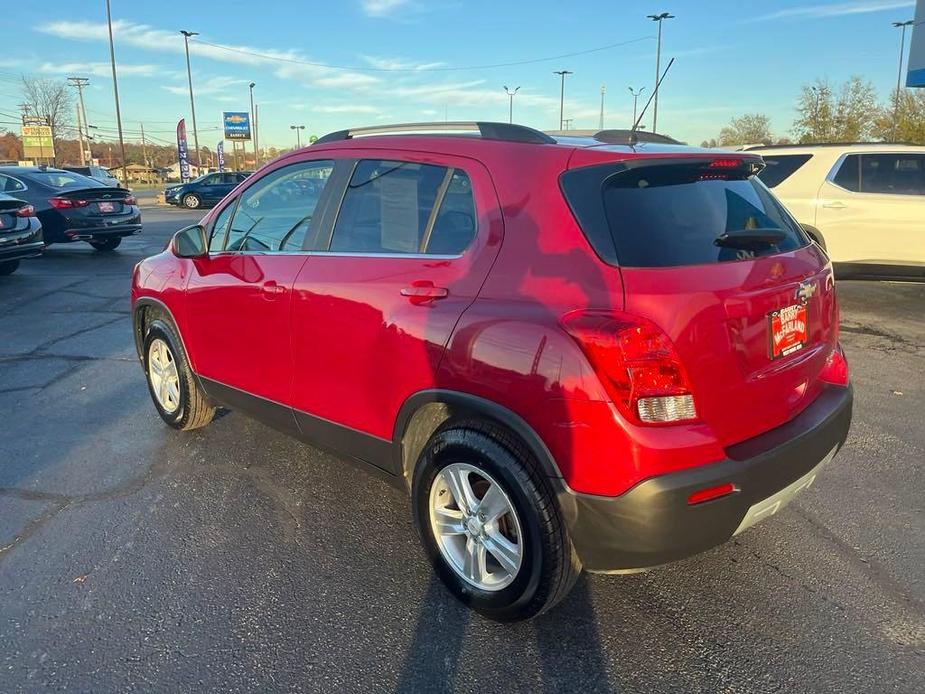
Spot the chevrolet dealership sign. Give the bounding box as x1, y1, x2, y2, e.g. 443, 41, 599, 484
907, 1, 924, 87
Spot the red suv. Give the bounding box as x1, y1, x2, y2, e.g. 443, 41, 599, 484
132, 123, 852, 621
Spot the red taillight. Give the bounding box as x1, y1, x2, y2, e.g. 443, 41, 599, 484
49, 197, 89, 209
819, 343, 849, 387
561, 310, 697, 425
123, 195, 136, 205
688, 482, 737, 505
14, 204, 35, 217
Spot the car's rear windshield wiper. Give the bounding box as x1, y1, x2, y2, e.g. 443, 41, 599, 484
714, 228, 787, 249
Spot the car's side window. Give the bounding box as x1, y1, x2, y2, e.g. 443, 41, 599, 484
224, 160, 333, 253
209, 200, 237, 252
329, 160, 476, 255
0, 174, 26, 193
832, 154, 861, 192
859, 154, 925, 195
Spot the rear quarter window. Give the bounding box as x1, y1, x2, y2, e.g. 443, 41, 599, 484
756, 154, 813, 188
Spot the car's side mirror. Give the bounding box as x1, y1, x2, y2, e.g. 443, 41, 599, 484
172, 224, 208, 258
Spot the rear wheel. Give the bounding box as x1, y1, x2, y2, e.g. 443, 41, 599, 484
143, 317, 215, 430
412, 422, 581, 621
89, 237, 122, 252
0, 260, 20, 276
182, 193, 201, 209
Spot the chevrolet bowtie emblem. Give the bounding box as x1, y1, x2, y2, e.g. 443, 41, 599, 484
796, 280, 816, 304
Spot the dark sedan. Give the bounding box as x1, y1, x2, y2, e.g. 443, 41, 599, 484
164, 171, 251, 209
0, 193, 44, 275
0, 167, 141, 252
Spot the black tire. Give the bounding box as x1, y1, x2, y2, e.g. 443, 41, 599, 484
181, 193, 201, 209
0, 259, 20, 276
89, 237, 122, 252
412, 421, 581, 622
142, 316, 215, 431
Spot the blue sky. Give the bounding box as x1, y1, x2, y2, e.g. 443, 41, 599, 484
0, 0, 918, 149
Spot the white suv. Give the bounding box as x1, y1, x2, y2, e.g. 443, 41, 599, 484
747, 144, 925, 280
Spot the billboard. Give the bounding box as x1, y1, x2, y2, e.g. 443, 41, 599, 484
907, 2, 924, 87
222, 111, 251, 140
21, 125, 54, 159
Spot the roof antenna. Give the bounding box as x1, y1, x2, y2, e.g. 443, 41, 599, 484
629, 57, 675, 146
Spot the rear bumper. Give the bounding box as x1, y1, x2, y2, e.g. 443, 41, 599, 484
561, 384, 853, 572
0, 223, 44, 261
67, 224, 143, 241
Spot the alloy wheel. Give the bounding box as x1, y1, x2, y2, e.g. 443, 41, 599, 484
429, 462, 524, 591
148, 338, 180, 413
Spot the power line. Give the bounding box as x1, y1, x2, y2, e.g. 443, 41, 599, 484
190, 35, 654, 72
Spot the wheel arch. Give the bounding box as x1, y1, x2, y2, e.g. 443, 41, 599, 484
132, 297, 187, 367
392, 390, 564, 491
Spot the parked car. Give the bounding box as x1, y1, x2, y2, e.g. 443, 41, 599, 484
0, 167, 140, 252
0, 192, 43, 275
62, 165, 121, 188
132, 123, 853, 621
164, 171, 251, 209
749, 143, 925, 280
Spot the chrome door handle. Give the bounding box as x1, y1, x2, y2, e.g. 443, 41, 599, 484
261, 280, 286, 299
401, 283, 449, 305
822, 201, 846, 209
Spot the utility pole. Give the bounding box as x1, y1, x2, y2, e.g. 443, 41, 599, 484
563, 118, 573, 130
647, 11, 674, 133
181, 30, 202, 169
105, 0, 128, 187
892, 19, 914, 141
599, 84, 606, 130
503, 85, 520, 124
140, 123, 149, 180
67, 77, 90, 165
628, 86, 646, 127
553, 70, 573, 130
254, 104, 260, 163
248, 82, 257, 168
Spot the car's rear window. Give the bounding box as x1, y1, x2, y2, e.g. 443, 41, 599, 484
561, 160, 808, 268
29, 171, 104, 189
756, 154, 813, 188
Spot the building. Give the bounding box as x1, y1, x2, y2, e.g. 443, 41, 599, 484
108, 163, 166, 184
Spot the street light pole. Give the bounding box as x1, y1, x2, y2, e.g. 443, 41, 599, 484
553, 70, 573, 130
892, 19, 914, 141
249, 82, 257, 168
599, 84, 606, 130
105, 0, 128, 187
647, 11, 674, 133
503, 85, 520, 124
290, 125, 305, 148
181, 30, 202, 169
628, 86, 646, 127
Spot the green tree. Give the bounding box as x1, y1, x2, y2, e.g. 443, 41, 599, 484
718, 113, 774, 146
792, 76, 878, 143
873, 89, 925, 144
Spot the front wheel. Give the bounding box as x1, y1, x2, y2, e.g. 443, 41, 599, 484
412, 422, 581, 621
89, 237, 122, 252
143, 318, 215, 430
0, 259, 20, 275
182, 193, 201, 209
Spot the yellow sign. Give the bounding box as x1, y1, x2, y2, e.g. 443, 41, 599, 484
22, 125, 55, 159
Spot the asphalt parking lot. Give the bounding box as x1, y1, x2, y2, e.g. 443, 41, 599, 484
0, 205, 922, 693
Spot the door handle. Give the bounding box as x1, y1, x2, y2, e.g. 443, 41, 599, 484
261, 280, 287, 299
401, 281, 449, 305
822, 201, 846, 209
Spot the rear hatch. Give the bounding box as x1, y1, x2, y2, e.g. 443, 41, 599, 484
561, 153, 837, 447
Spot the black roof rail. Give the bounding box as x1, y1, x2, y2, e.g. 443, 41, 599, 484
313, 121, 556, 146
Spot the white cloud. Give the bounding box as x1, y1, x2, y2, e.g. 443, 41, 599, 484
38, 61, 160, 77
361, 0, 412, 17
161, 75, 247, 97
751, 0, 913, 22
360, 55, 445, 71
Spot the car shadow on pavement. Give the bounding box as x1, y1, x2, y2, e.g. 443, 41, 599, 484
395, 574, 610, 693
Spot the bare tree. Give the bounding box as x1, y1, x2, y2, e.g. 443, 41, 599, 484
20, 76, 74, 150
